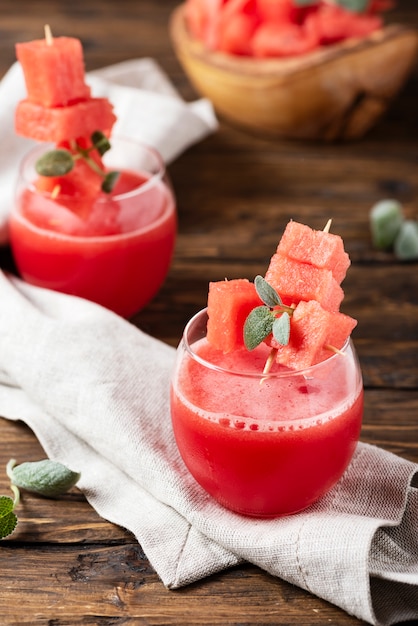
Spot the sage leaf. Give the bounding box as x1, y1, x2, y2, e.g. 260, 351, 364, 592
10, 460, 81, 497
273, 312, 291, 346
244, 306, 274, 350
293, 0, 318, 6
91, 130, 111, 156
370, 199, 404, 250
336, 0, 369, 12
294, 0, 368, 11
0, 496, 18, 539
35, 149, 74, 177
102, 171, 120, 193
393, 220, 418, 261
254, 275, 282, 308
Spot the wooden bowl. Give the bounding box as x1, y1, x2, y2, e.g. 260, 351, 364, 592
169, 4, 418, 141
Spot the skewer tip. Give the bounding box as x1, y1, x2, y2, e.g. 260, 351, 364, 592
323, 218, 332, 233
44, 24, 53, 46
324, 344, 346, 356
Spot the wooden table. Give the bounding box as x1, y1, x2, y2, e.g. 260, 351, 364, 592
0, 1, 417, 624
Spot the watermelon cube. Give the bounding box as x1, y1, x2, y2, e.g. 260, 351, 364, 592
270, 300, 357, 369
317, 310, 357, 363
15, 98, 116, 142
277, 221, 350, 283
271, 300, 329, 370
16, 37, 91, 107
252, 21, 318, 58
207, 279, 261, 353
218, 12, 258, 55
265, 253, 344, 312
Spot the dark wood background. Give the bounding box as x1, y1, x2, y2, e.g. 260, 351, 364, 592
0, 1, 417, 624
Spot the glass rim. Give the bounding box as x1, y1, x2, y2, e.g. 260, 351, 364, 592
18, 135, 166, 202
182, 307, 353, 380
13, 136, 174, 242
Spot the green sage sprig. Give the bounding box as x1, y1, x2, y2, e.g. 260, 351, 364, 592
294, 0, 370, 13
0, 459, 81, 540
0, 495, 18, 539
370, 199, 418, 261
35, 130, 120, 194
243, 276, 294, 351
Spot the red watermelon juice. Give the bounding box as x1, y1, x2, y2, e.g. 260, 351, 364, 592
10, 138, 176, 318
170, 308, 363, 517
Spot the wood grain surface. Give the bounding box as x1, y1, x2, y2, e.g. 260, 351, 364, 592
0, 1, 417, 624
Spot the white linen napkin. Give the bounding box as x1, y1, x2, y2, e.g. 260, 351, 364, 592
0, 58, 218, 245
0, 271, 417, 626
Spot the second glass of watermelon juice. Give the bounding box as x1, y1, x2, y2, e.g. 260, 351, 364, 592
10, 137, 176, 318
170, 308, 364, 517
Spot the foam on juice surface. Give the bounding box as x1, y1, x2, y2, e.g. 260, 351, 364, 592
177, 338, 361, 431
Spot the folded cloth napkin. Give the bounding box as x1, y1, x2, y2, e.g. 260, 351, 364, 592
0, 271, 417, 626
0, 58, 218, 245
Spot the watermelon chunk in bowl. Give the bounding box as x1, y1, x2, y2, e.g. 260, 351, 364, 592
170, 1, 418, 140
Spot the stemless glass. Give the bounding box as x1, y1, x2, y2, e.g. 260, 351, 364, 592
9, 137, 177, 318
170, 308, 364, 517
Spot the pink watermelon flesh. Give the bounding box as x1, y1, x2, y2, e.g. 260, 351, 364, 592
269, 300, 357, 369
277, 220, 350, 283
15, 98, 116, 142
218, 12, 258, 55
317, 310, 357, 363
207, 278, 261, 353
34, 158, 104, 221
265, 253, 344, 312
271, 300, 329, 370
16, 37, 91, 107
252, 21, 318, 58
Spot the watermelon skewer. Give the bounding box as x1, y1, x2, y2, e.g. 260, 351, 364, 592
206, 219, 356, 372
15, 25, 119, 197
260, 218, 334, 376
250, 219, 344, 372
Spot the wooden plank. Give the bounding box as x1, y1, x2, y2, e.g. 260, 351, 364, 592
0, 546, 365, 625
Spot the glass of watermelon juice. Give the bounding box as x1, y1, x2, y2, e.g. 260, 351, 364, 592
9, 137, 176, 318
170, 308, 364, 517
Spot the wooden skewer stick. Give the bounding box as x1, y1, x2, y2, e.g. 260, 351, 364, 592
324, 344, 346, 356
323, 218, 332, 233
260, 347, 277, 386
44, 24, 53, 46
51, 184, 61, 200
262, 347, 277, 376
